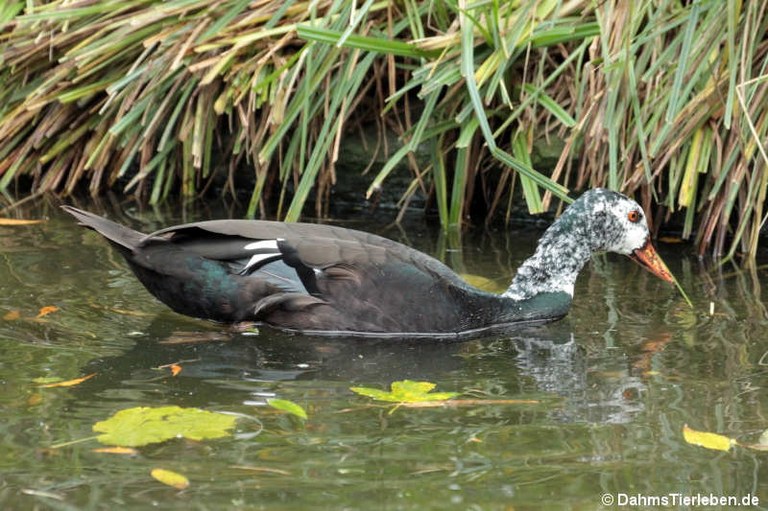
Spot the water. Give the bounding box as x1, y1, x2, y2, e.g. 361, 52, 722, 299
1, 199, 766, 510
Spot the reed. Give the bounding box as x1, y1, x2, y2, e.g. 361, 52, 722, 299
0, 1, 766, 257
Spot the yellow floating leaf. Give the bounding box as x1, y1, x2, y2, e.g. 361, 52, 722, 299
37, 305, 59, 318
3, 310, 21, 321
151, 468, 190, 490
170, 364, 182, 376
93, 447, 139, 455
38, 373, 96, 388
682, 424, 734, 452
0, 218, 45, 226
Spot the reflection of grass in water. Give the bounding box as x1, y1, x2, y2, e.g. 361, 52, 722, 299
1, 2, 767, 258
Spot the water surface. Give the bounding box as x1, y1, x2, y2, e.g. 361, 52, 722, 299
0, 200, 766, 510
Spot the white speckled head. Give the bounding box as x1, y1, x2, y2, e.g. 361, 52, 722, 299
581, 189, 650, 255
504, 188, 672, 301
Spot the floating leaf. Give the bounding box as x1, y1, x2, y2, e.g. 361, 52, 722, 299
682, 424, 734, 452
36, 305, 59, 318
351, 380, 459, 404
3, 310, 21, 321
38, 373, 96, 388
93, 406, 237, 447
267, 398, 307, 420
151, 468, 190, 490
92, 446, 139, 455
0, 218, 45, 226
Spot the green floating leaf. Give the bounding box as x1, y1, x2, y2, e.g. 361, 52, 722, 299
351, 380, 459, 404
267, 398, 307, 420
93, 406, 237, 447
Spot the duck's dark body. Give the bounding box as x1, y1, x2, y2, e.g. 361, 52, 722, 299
63, 190, 677, 338
63, 207, 570, 337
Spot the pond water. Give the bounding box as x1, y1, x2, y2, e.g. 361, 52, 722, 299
1, 199, 766, 510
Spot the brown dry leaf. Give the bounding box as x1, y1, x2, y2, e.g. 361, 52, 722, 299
170, 364, 182, 376
38, 373, 96, 388
0, 218, 45, 226
682, 424, 734, 452
93, 447, 139, 455
151, 468, 190, 490
36, 305, 59, 318
3, 310, 21, 321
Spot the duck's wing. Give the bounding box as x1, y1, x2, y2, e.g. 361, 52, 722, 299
144, 219, 462, 286
142, 220, 477, 332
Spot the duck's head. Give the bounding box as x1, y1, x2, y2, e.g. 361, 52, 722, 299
568, 188, 674, 283
505, 188, 674, 301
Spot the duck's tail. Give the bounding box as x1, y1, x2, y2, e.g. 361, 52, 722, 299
61, 206, 146, 251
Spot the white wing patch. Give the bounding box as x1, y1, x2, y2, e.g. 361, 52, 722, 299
240, 239, 282, 275
243, 239, 281, 251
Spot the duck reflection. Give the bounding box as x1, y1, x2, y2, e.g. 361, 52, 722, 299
70, 314, 650, 425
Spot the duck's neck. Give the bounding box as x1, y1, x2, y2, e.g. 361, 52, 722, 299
503, 219, 593, 301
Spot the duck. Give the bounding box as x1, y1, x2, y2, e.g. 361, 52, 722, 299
62, 188, 675, 338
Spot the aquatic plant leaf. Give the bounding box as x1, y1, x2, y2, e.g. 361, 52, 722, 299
151, 468, 190, 490
37, 373, 96, 388
93, 406, 237, 447
3, 310, 20, 320
36, 305, 59, 318
351, 380, 458, 403
267, 399, 307, 420
682, 424, 734, 452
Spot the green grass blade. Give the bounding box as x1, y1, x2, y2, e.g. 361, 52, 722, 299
296, 25, 432, 58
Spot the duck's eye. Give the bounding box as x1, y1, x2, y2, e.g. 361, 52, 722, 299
627, 210, 641, 223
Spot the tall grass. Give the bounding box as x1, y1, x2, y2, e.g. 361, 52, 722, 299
0, 1, 767, 258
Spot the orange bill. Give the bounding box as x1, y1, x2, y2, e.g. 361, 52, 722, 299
628, 240, 675, 283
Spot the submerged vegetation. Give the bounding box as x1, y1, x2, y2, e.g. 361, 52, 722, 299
0, 1, 767, 258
